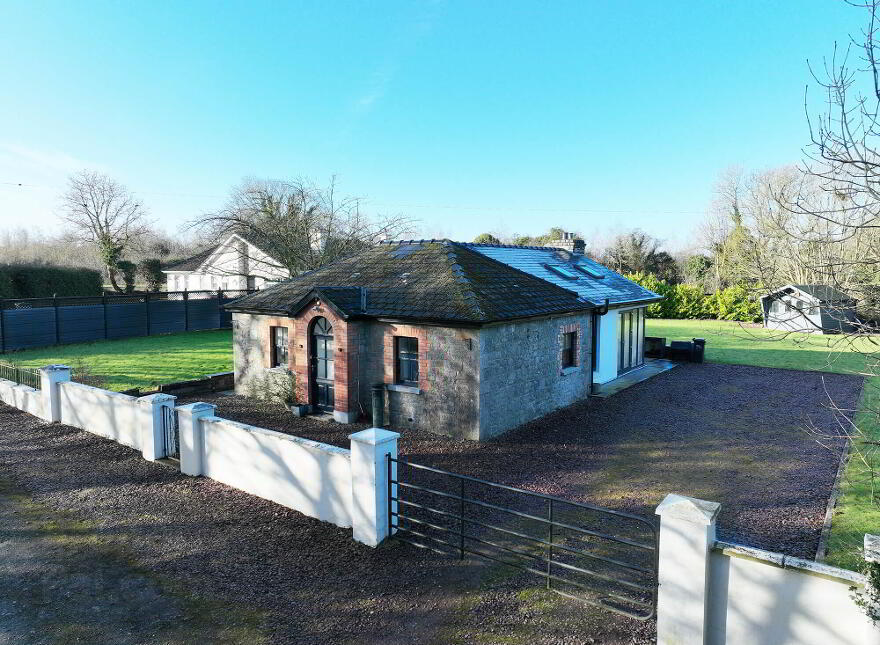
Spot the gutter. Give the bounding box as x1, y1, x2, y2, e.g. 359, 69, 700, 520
224, 304, 596, 327
590, 299, 610, 394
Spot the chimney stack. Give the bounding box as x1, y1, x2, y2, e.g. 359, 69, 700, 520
545, 231, 585, 256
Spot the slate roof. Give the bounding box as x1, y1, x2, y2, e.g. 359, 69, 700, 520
463, 243, 662, 307
163, 246, 219, 272
161, 232, 282, 274
225, 240, 594, 324
765, 284, 856, 304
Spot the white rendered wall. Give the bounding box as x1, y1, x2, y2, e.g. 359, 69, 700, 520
707, 543, 873, 645
200, 416, 352, 528
593, 311, 619, 384
164, 237, 288, 292
0, 379, 44, 418
201, 236, 289, 290
59, 381, 141, 450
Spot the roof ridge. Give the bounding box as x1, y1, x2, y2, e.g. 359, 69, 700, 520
162, 245, 220, 271
464, 241, 566, 251
448, 242, 587, 303
379, 239, 567, 252
378, 238, 454, 246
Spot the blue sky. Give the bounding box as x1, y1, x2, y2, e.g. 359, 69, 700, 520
0, 1, 864, 250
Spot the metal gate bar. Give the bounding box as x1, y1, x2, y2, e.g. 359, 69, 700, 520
388, 455, 658, 620
162, 406, 179, 458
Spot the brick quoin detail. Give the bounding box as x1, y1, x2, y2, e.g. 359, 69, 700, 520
260, 316, 294, 370
381, 323, 430, 392
264, 301, 356, 415
558, 321, 582, 373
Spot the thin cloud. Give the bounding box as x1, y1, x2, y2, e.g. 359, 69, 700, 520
335, 2, 444, 144
0, 143, 106, 180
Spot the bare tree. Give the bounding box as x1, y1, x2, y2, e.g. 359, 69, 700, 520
190, 176, 416, 277
601, 229, 680, 282
727, 1, 880, 577
59, 170, 151, 292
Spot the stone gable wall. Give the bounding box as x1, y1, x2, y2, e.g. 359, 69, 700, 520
478, 312, 592, 439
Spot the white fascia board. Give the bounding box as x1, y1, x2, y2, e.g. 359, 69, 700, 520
195, 232, 282, 274
762, 284, 799, 302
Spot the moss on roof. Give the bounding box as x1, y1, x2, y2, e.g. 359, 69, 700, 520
225, 240, 593, 324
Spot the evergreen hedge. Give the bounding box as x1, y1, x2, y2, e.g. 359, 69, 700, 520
625, 272, 763, 323
0, 265, 103, 299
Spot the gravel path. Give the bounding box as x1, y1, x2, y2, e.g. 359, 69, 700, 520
0, 362, 861, 644
0, 475, 265, 645
0, 404, 645, 644
186, 362, 861, 558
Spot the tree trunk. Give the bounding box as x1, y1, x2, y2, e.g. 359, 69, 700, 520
107, 267, 124, 293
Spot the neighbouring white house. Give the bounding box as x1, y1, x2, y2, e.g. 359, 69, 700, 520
163, 232, 289, 292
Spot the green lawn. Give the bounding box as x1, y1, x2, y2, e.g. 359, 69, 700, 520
1, 330, 234, 392
647, 318, 878, 571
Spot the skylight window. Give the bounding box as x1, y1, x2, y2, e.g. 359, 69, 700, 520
574, 263, 605, 279
544, 264, 579, 280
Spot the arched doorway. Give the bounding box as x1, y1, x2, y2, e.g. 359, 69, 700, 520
309, 317, 334, 412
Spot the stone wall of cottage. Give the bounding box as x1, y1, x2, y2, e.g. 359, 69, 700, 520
477, 312, 593, 439
232, 307, 359, 422
358, 322, 482, 440
234, 310, 593, 440
233, 312, 275, 396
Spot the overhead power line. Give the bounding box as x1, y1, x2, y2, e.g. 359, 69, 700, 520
1, 181, 706, 217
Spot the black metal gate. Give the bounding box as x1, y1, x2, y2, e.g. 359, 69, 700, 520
387, 456, 658, 620
162, 406, 179, 458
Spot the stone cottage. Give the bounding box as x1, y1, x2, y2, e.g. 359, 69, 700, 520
226, 239, 658, 440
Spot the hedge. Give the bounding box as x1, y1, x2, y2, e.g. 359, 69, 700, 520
0, 264, 103, 299
625, 272, 762, 323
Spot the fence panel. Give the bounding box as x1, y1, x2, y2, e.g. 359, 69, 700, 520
0, 362, 41, 389
186, 297, 222, 330
2, 308, 57, 350
0, 290, 254, 352
58, 304, 105, 344
148, 299, 187, 335
106, 300, 148, 340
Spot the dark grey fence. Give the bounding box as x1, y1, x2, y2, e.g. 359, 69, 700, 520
0, 289, 254, 352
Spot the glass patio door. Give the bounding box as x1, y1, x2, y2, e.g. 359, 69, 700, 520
618, 308, 645, 374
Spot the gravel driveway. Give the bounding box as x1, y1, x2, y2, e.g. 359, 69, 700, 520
0, 362, 861, 644
186, 362, 860, 558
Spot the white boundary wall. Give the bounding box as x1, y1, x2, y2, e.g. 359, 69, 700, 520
0, 367, 398, 547
656, 493, 879, 645
0, 378, 44, 418
199, 416, 353, 528
177, 403, 399, 546
59, 381, 141, 450
708, 542, 871, 645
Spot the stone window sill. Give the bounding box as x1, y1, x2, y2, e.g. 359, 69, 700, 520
387, 384, 421, 395
560, 366, 580, 376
